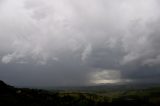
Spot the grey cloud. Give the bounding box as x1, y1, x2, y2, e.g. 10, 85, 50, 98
84, 43, 124, 69
0, 0, 160, 86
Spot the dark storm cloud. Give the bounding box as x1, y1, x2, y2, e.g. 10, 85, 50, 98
84, 42, 124, 69
0, 0, 160, 86
0, 55, 91, 87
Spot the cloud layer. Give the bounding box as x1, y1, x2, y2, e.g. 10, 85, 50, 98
0, 0, 160, 86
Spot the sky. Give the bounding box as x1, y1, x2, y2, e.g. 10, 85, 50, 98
0, 0, 160, 87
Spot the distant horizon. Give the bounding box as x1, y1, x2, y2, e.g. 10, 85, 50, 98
4, 80, 160, 90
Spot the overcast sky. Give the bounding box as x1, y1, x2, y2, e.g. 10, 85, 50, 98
0, 0, 160, 87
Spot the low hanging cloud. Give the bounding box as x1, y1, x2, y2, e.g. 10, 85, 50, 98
0, 0, 160, 86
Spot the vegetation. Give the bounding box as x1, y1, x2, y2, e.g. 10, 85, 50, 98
0, 80, 160, 106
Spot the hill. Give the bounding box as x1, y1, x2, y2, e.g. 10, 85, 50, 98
0, 80, 160, 106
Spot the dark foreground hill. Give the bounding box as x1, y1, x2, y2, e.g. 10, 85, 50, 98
0, 80, 160, 106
